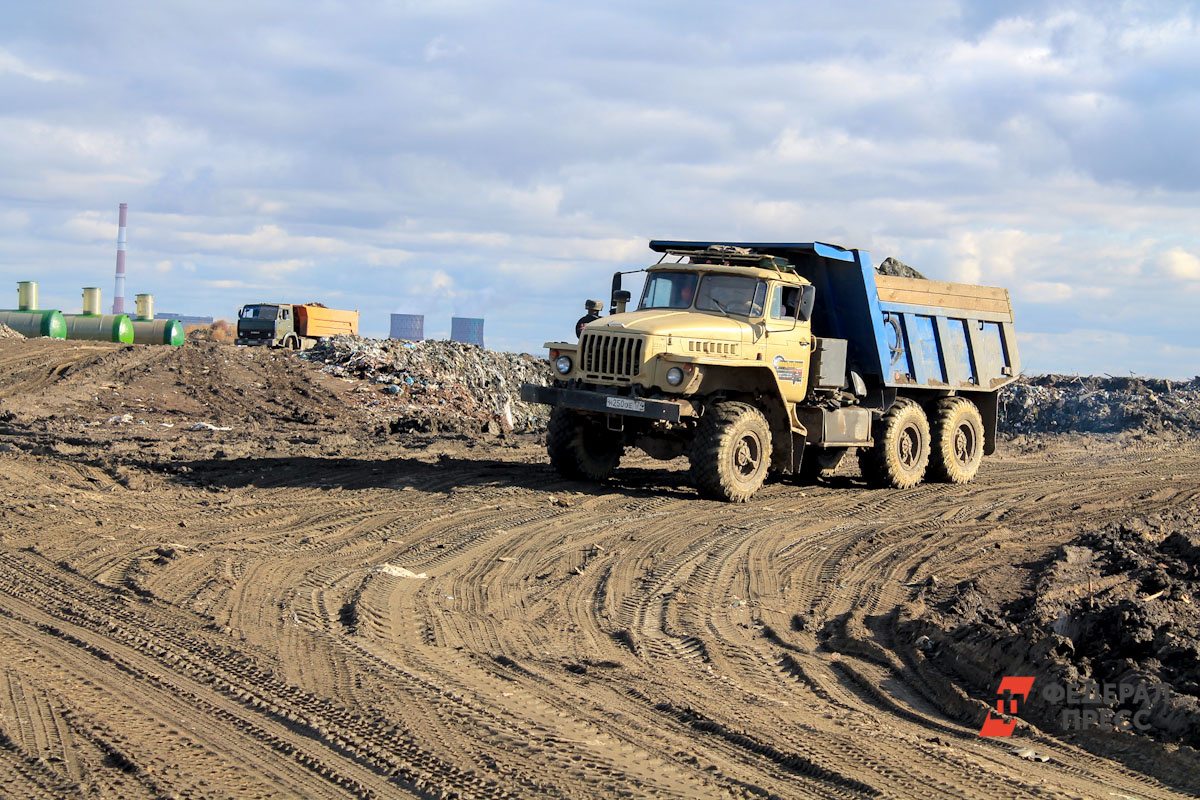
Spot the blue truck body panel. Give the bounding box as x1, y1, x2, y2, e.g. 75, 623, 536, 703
648, 240, 1019, 393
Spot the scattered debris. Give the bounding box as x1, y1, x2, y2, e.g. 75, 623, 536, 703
373, 564, 427, 579
187, 422, 233, 432
302, 335, 551, 434
0, 322, 25, 339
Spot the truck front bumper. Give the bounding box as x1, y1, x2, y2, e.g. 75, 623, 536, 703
520, 384, 683, 423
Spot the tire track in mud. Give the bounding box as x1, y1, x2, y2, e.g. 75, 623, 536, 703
0, 550, 558, 799
1, 429, 1197, 798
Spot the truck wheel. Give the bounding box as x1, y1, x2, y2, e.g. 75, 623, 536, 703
928, 397, 984, 483
546, 407, 622, 481
857, 398, 930, 489
690, 401, 772, 502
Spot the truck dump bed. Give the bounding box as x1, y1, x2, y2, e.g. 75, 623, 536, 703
648, 240, 1019, 393
296, 305, 358, 339
873, 274, 1017, 390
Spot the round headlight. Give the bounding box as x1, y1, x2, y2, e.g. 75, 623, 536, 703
666, 366, 685, 386
555, 355, 572, 374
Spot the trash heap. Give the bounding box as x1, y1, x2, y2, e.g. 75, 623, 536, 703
300, 334, 1198, 439
1001, 375, 1200, 435
302, 336, 552, 434
876, 257, 927, 280
0, 322, 25, 339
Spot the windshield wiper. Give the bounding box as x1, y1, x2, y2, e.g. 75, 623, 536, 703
710, 299, 731, 318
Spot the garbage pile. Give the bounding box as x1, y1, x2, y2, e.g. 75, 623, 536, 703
299, 334, 1198, 439
1001, 375, 1200, 435
876, 257, 927, 280
0, 322, 24, 339
302, 336, 552, 434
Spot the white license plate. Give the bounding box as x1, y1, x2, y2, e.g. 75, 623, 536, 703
605, 396, 645, 412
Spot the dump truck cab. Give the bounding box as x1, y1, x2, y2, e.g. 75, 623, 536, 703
521, 240, 1019, 502
571, 256, 818, 410
236, 303, 296, 348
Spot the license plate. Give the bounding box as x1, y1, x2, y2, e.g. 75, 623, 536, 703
605, 396, 645, 412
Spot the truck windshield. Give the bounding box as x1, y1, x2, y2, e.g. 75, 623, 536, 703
639, 272, 767, 317
639, 272, 698, 309
242, 305, 279, 319
696, 275, 767, 317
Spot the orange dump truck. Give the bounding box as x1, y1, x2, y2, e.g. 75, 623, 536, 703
235, 302, 358, 349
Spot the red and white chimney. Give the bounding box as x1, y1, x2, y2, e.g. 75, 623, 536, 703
112, 203, 127, 315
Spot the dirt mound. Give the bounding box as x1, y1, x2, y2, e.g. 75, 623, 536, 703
0, 322, 23, 339
302, 335, 551, 434
0, 338, 371, 475
186, 320, 236, 343
876, 257, 927, 279
909, 506, 1200, 748
1002, 375, 1200, 435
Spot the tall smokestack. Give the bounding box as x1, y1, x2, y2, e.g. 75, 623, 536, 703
112, 203, 127, 315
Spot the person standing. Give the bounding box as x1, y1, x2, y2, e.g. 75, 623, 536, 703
575, 299, 603, 337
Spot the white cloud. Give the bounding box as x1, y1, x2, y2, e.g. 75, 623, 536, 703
1157, 247, 1200, 280
60, 212, 116, 243
176, 225, 346, 256
0, 47, 72, 82
424, 35, 463, 62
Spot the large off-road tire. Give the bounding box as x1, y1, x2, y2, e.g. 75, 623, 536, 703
689, 401, 772, 502
927, 397, 984, 484
546, 407, 622, 481
857, 398, 930, 489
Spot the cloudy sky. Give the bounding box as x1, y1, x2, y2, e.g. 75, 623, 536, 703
1, 1, 1198, 376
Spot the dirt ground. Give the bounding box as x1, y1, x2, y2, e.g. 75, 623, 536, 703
0, 338, 1198, 799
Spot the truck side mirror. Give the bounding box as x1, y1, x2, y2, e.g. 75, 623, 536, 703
237, 308, 244, 318
613, 289, 632, 314
798, 285, 816, 322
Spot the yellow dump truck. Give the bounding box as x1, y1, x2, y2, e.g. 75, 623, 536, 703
521, 240, 1020, 502
235, 303, 358, 349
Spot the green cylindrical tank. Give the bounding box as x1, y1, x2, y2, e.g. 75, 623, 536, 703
0, 309, 67, 339
17, 281, 38, 311
63, 314, 134, 343
132, 318, 184, 346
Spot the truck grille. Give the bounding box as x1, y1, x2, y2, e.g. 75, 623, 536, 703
580, 333, 644, 381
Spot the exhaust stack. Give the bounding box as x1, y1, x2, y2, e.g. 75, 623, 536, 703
112, 203, 127, 314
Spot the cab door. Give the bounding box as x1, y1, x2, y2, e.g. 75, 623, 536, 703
761, 283, 813, 403
276, 306, 295, 342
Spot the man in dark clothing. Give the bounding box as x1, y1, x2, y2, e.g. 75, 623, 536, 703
575, 299, 603, 337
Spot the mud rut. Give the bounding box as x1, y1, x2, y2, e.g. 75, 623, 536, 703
1, 361, 1199, 798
